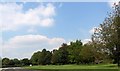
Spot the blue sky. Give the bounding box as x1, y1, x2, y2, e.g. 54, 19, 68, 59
2, 2, 111, 40
1, 2, 113, 59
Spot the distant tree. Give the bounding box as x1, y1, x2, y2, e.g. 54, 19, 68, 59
58, 43, 69, 64
38, 49, 52, 65
51, 49, 60, 64
44, 51, 52, 65
51, 43, 69, 65
67, 40, 83, 64
2, 58, 10, 67
30, 51, 41, 65
0, 57, 1, 68
31, 49, 52, 65
80, 44, 95, 64
9, 59, 15, 66
13, 58, 21, 67
21, 58, 30, 66
39, 49, 47, 65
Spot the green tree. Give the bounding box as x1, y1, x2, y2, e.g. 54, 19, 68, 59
44, 51, 52, 65
67, 40, 83, 64
51, 49, 60, 64
51, 43, 68, 65
31, 49, 52, 65
80, 44, 95, 64
2, 58, 10, 67
9, 59, 15, 67
13, 58, 21, 67
38, 49, 52, 65
92, 2, 120, 66
58, 43, 69, 64
30, 51, 41, 65
21, 58, 30, 66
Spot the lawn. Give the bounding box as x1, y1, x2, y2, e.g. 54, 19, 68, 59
24, 64, 119, 71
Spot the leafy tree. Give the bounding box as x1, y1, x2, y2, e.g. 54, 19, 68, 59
39, 49, 47, 65
30, 51, 41, 65
21, 58, 30, 66
80, 44, 95, 64
67, 40, 83, 64
31, 49, 52, 65
9, 59, 15, 66
44, 51, 52, 65
51, 49, 60, 64
13, 58, 21, 67
92, 2, 120, 66
58, 43, 69, 64
51, 43, 68, 65
2, 58, 10, 67
38, 49, 52, 65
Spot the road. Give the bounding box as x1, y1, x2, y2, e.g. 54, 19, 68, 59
0, 67, 41, 71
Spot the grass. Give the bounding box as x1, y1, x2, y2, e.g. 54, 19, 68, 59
24, 64, 119, 71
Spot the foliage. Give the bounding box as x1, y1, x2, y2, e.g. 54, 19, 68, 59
67, 40, 83, 64
2, 2, 120, 67
2, 58, 10, 67
31, 49, 52, 65
21, 58, 30, 66
80, 44, 95, 64
30, 51, 41, 65
51, 43, 69, 65
92, 2, 120, 66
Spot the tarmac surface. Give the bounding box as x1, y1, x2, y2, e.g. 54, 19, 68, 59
0, 67, 41, 71
1, 69, 41, 71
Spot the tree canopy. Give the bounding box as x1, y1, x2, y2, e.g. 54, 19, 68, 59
92, 2, 120, 66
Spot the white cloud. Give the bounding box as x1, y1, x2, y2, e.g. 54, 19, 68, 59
27, 27, 37, 33
82, 39, 91, 44
89, 27, 97, 34
108, 0, 119, 8
89, 27, 101, 34
3, 34, 65, 59
0, 36, 2, 57
0, 3, 56, 31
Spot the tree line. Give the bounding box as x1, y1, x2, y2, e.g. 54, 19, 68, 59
1, 40, 113, 67
30, 40, 111, 65
1, 1, 120, 67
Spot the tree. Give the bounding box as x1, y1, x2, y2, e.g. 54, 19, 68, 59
51, 43, 68, 65
38, 49, 52, 65
31, 49, 52, 65
2, 58, 10, 67
51, 49, 60, 64
92, 2, 120, 66
58, 43, 69, 64
44, 51, 52, 65
21, 58, 30, 66
80, 43, 95, 64
13, 58, 21, 67
0, 57, 2, 68
30, 51, 41, 65
9, 59, 15, 67
67, 40, 83, 64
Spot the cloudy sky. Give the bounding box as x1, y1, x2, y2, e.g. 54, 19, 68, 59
0, 1, 118, 59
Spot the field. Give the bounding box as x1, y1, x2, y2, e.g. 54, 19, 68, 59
24, 64, 120, 71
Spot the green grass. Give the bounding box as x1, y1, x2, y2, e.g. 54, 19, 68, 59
24, 64, 119, 71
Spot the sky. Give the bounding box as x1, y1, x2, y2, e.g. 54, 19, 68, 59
0, 1, 118, 59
